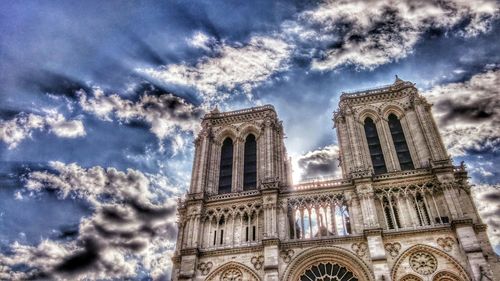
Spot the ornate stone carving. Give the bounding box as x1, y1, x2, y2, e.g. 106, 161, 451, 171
409, 252, 437, 275
384, 242, 401, 258
437, 237, 455, 252
351, 242, 368, 257
250, 255, 264, 270
221, 268, 243, 281
280, 249, 295, 263
198, 261, 213, 275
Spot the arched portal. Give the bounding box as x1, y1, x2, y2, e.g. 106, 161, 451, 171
283, 246, 374, 281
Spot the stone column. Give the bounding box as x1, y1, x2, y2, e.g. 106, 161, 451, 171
262, 188, 279, 281
454, 220, 494, 281
355, 182, 380, 228
365, 229, 390, 281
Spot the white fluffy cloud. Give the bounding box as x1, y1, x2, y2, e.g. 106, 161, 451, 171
78, 87, 202, 142
286, 0, 499, 70
0, 112, 85, 149
136, 36, 291, 105
424, 69, 500, 156
1, 162, 179, 280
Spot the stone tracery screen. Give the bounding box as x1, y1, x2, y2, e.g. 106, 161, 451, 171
288, 193, 351, 240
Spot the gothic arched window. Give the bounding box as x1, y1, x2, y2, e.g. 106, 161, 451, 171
388, 114, 414, 170
243, 134, 257, 190
218, 138, 233, 194
364, 117, 387, 174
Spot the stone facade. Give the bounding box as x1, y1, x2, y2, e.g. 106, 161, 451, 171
172, 78, 499, 281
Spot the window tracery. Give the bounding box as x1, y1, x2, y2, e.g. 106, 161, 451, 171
299, 262, 358, 281
409, 252, 437, 275
287, 193, 351, 240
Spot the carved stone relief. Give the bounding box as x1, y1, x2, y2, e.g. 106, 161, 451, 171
351, 242, 368, 257
280, 249, 295, 263
198, 261, 213, 275
250, 255, 264, 270
384, 242, 401, 258
437, 237, 455, 252
409, 252, 437, 275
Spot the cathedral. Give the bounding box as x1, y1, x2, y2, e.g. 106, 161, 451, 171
171, 77, 499, 281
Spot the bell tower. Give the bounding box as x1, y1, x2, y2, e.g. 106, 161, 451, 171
189, 104, 292, 195
333, 76, 450, 178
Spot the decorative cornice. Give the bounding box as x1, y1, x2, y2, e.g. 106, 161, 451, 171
282, 235, 364, 248
364, 228, 383, 236
180, 247, 199, 256
382, 224, 452, 238
474, 223, 487, 232
203, 104, 277, 126
451, 218, 474, 229
199, 244, 264, 257
261, 238, 280, 247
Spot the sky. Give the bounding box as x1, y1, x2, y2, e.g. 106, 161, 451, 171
0, 0, 499, 280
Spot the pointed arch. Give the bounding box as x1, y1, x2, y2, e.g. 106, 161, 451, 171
205, 261, 261, 281
238, 122, 262, 140
357, 107, 381, 123
214, 125, 238, 143
391, 244, 471, 281
380, 102, 406, 119
283, 246, 374, 281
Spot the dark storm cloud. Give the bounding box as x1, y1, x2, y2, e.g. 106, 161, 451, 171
0, 162, 179, 280
297, 145, 340, 180
425, 69, 500, 156
22, 71, 91, 100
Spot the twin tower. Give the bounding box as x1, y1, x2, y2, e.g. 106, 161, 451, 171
172, 78, 498, 281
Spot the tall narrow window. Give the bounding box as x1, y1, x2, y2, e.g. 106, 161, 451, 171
364, 118, 387, 174
415, 193, 431, 226
218, 138, 233, 194
388, 114, 414, 170
243, 134, 257, 190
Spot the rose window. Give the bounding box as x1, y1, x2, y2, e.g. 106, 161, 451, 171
299, 262, 359, 281
409, 252, 437, 275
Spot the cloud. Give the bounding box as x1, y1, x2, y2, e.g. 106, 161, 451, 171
284, 0, 499, 70
1, 162, 180, 280
0, 112, 85, 149
136, 36, 292, 105
187, 31, 213, 51
295, 144, 341, 181
78, 86, 203, 143
472, 184, 500, 252
424, 69, 500, 156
